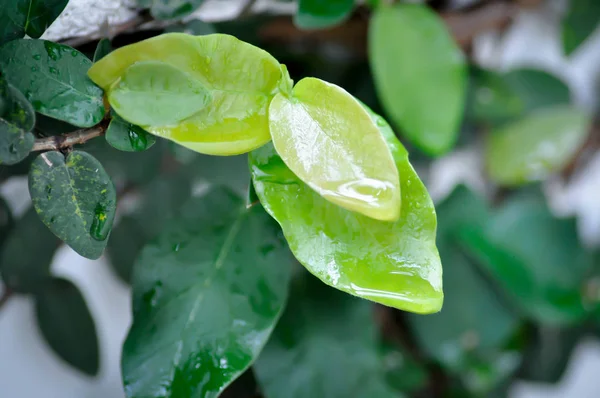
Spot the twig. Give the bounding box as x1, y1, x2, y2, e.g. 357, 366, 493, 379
32, 121, 108, 152
0, 287, 13, 310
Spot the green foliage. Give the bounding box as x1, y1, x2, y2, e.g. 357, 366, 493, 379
122, 188, 290, 398
0, 74, 35, 164
295, 0, 354, 30
105, 113, 157, 152
0, 0, 69, 44
369, 3, 467, 155
139, 0, 205, 20
562, 0, 600, 55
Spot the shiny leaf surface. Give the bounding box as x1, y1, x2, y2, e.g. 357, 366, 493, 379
562, 0, 600, 55
254, 273, 397, 398
486, 106, 590, 186
88, 33, 286, 155
0, 40, 105, 127
295, 0, 354, 30
0, 0, 69, 44
0, 77, 35, 165
35, 277, 99, 375
269, 77, 400, 221
29, 151, 117, 259
106, 113, 157, 152
122, 188, 291, 398
250, 106, 442, 313
369, 3, 467, 155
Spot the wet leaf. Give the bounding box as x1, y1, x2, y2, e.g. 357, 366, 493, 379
122, 188, 291, 398
109, 60, 211, 126
250, 105, 442, 313
28, 151, 117, 259
88, 33, 286, 155
35, 277, 99, 375
0, 209, 58, 293
93, 38, 112, 62
369, 3, 467, 155
562, 0, 600, 55
106, 113, 157, 152
295, 0, 354, 30
269, 77, 400, 221
139, 0, 205, 20
254, 273, 397, 398
0, 40, 105, 127
0, 0, 69, 44
0, 77, 35, 165
486, 106, 590, 186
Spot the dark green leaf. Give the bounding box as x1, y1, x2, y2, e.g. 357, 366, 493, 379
139, 0, 206, 20
503, 69, 571, 113
0, 197, 13, 246
0, 208, 58, 293
106, 113, 157, 152
0, 40, 105, 127
254, 273, 397, 398
0, 0, 69, 44
562, 0, 600, 55
35, 277, 99, 375
93, 38, 112, 62
122, 188, 291, 398
0, 76, 35, 165
106, 216, 145, 284
369, 3, 467, 155
28, 150, 117, 259
295, 0, 354, 30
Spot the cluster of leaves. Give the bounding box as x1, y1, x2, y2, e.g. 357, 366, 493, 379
1, 0, 600, 398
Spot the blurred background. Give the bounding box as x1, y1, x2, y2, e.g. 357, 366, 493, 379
1, 0, 600, 397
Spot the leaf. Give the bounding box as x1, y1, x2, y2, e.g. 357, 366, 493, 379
250, 105, 442, 313
486, 106, 590, 186
0, 40, 105, 127
254, 273, 397, 398
369, 3, 467, 155
502, 69, 571, 113
34, 277, 99, 375
459, 190, 595, 325
106, 113, 157, 152
93, 38, 112, 62
0, 208, 58, 293
122, 188, 291, 398
562, 0, 600, 55
380, 343, 428, 394
295, 0, 354, 30
28, 150, 117, 259
88, 33, 287, 155
0, 0, 69, 44
0, 197, 13, 246
0, 77, 35, 165
269, 77, 400, 221
140, 0, 206, 20
408, 186, 518, 370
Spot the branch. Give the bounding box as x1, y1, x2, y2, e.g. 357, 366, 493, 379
32, 120, 108, 152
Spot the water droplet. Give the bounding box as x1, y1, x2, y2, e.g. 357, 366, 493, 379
8, 144, 17, 154
71, 50, 78, 57
128, 129, 148, 150
172, 243, 180, 252
260, 244, 275, 256
376, 117, 386, 127
49, 67, 58, 75
44, 41, 61, 61
50, 217, 55, 223
31, 66, 37, 72
33, 54, 41, 60
45, 185, 52, 194
90, 203, 110, 240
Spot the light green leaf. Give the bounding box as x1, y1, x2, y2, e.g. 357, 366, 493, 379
28, 151, 117, 259
88, 33, 287, 155
562, 0, 600, 55
269, 77, 400, 221
295, 0, 354, 30
0, 40, 105, 127
369, 3, 467, 155
109, 60, 211, 126
35, 277, 99, 375
250, 105, 442, 313
122, 188, 291, 398
0, 77, 35, 165
486, 106, 590, 186
254, 273, 398, 398
106, 113, 157, 152
0, 0, 69, 44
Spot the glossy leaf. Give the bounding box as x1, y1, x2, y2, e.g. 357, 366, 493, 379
254, 273, 397, 398
88, 33, 286, 155
35, 277, 99, 375
122, 188, 291, 398
106, 113, 157, 152
0, 209, 58, 293
269, 77, 400, 221
0, 40, 105, 127
109, 61, 211, 126
486, 106, 590, 186
460, 190, 595, 325
139, 0, 205, 20
369, 3, 467, 155
0, 0, 69, 44
295, 0, 354, 30
93, 38, 112, 62
0, 78, 35, 165
250, 105, 442, 313
562, 0, 600, 55
28, 151, 117, 259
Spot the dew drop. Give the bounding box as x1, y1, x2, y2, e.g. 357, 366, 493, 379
376, 117, 386, 127
31, 66, 37, 72
90, 203, 110, 240
172, 243, 180, 252
33, 54, 41, 60
44, 41, 61, 61
71, 50, 78, 57
49, 67, 58, 75
8, 144, 17, 154
128, 129, 148, 150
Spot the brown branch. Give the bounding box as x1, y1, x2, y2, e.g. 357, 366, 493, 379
0, 287, 13, 310
32, 120, 108, 152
